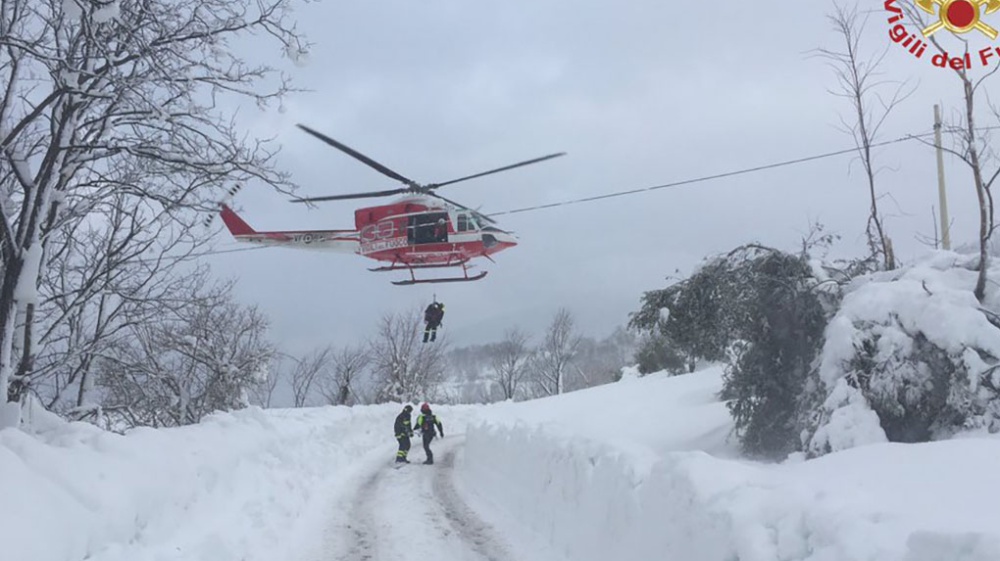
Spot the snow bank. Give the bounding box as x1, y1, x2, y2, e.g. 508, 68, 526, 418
458, 369, 1000, 561
0, 404, 402, 561
471, 367, 737, 467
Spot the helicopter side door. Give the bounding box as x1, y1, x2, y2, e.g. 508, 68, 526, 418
408, 212, 449, 244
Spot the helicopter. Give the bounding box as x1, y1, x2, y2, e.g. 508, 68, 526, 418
219, 124, 565, 285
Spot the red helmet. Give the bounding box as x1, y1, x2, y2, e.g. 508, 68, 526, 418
420, 402, 431, 413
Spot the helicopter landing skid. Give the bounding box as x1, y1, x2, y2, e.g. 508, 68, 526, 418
378, 260, 487, 285
391, 271, 488, 286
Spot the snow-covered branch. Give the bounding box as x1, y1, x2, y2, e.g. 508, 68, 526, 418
0, 0, 307, 413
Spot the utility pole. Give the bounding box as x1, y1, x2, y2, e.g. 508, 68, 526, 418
934, 104, 951, 250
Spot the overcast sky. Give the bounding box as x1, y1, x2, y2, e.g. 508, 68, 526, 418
205, 0, 992, 354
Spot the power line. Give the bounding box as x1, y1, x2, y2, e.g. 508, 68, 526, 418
487, 129, 942, 218
188, 245, 263, 258
141, 243, 266, 264
194, 125, 997, 257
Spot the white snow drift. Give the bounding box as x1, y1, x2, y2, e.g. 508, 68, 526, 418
3, 360, 1000, 561
457, 368, 1000, 561
0, 404, 402, 561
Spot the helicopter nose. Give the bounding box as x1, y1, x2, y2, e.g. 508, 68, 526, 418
482, 230, 517, 249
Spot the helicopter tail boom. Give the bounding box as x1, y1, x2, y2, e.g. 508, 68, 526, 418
219, 205, 360, 253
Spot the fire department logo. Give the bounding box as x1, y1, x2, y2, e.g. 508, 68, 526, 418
885, 0, 1000, 69
918, 0, 1000, 39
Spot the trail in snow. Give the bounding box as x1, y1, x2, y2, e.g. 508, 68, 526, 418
316, 435, 515, 561
339, 464, 381, 561
431, 441, 512, 561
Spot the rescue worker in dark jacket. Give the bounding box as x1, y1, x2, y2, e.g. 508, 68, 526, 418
414, 402, 444, 464
394, 404, 414, 463
423, 302, 444, 343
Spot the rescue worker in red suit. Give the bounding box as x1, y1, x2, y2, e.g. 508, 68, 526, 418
423, 302, 444, 343
393, 404, 414, 463
414, 402, 444, 464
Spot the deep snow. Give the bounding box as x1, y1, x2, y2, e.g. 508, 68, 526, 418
458, 368, 1000, 561
3, 367, 1000, 561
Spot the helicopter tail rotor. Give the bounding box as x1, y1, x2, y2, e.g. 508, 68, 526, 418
202, 184, 244, 227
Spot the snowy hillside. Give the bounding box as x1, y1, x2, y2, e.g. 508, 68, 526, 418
3, 368, 1000, 561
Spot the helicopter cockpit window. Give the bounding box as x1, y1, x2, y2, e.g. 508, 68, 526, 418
457, 214, 472, 232
408, 212, 449, 244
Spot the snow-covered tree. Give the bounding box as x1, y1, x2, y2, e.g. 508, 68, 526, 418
96, 274, 274, 428
30, 190, 212, 418
803, 255, 1000, 456
369, 308, 445, 403
632, 332, 692, 375
249, 358, 282, 408
0, 0, 304, 417
634, 245, 830, 459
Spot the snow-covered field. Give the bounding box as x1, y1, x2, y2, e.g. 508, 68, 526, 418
3, 366, 1000, 561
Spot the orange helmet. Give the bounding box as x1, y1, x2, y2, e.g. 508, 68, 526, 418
420, 402, 431, 413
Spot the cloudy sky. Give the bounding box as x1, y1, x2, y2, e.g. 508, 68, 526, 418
206, 0, 992, 354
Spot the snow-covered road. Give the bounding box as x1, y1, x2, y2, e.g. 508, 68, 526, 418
7, 371, 1000, 561
314, 435, 516, 561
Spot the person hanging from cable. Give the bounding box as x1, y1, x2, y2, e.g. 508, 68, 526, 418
393, 404, 414, 463
414, 402, 444, 464
423, 301, 444, 343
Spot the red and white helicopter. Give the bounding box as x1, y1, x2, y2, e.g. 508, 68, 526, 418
219, 124, 564, 285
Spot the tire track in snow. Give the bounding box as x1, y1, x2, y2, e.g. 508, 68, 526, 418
320, 436, 514, 561
432, 438, 513, 561
311, 447, 389, 561
340, 465, 381, 561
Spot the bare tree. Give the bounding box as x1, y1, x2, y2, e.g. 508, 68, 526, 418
0, 0, 304, 410
900, 1, 1000, 301
531, 308, 582, 396
319, 345, 369, 406
490, 328, 531, 400
286, 347, 333, 408
31, 189, 213, 417
97, 275, 275, 428
815, 2, 913, 270
369, 308, 446, 403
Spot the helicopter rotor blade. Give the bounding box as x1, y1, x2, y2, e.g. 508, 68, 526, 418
427, 152, 566, 190
290, 187, 409, 203
296, 124, 419, 187
428, 192, 498, 224
427, 192, 474, 212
